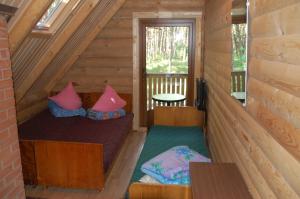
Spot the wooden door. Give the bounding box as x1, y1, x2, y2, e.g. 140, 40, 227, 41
139, 19, 196, 126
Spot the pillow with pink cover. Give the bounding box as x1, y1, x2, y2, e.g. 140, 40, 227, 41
92, 85, 126, 112
48, 82, 82, 110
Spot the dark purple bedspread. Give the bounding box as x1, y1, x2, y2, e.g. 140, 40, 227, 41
18, 110, 133, 171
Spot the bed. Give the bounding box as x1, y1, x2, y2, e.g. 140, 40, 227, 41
128, 106, 209, 199
18, 92, 133, 190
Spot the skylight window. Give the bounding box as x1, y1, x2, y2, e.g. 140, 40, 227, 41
35, 0, 70, 30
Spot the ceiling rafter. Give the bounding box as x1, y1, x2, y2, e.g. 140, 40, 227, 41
8, 0, 53, 54
45, 0, 127, 93
15, 0, 101, 103
0, 3, 17, 21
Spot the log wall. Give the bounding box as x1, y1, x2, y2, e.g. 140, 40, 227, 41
205, 0, 300, 198
56, 0, 205, 93
14, 0, 127, 123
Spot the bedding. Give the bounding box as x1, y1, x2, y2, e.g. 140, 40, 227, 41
48, 100, 86, 117
18, 109, 133, 171
141, 145, 211, 184
139, 175, 161, 184
87, 108, 126, 120
130, 125, 209, 184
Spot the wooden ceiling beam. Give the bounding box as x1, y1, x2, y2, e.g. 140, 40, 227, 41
0, 3, 17, 16
45, 0, 127, 93
15, 0, 101, 103
8, 0, 53, 54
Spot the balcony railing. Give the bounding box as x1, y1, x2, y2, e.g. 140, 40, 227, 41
231, 71, 246, 92
146, 71, 245, 110
146, 73, 188, 110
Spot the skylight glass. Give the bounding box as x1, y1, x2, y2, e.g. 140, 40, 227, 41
36, 0, 70, 30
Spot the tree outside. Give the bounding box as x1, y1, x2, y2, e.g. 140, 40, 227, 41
146, 26, 189, 74
232, 23, 247, 71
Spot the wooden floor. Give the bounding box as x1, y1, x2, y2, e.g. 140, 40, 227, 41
25, 131, 147, 199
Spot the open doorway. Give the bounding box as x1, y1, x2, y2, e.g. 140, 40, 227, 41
139, 19, 195, 126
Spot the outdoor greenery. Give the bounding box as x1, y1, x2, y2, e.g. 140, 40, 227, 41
146, 26, 189, 74
232, 23, 247, 71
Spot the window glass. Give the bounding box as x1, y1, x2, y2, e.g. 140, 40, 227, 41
36, 0, 70, 30
231, 0, 249, 105
146, 26, 189, 74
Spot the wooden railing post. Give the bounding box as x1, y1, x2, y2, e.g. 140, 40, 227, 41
231, 71, 246, 92
146, 74, 189, 110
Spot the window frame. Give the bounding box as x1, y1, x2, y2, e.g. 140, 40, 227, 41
230, 0, 249, 106
32, 0, 80, 36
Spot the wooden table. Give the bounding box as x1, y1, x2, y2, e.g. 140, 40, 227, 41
190, 163, 252, 199
152, 93, 186, 106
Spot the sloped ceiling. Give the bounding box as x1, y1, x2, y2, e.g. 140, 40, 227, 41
10, 0, 205, 123
0, 0, 24, 8
8, 0, 127, 123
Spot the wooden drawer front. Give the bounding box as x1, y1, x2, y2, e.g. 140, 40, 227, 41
35, 141, 104, 190
19, 140, 37, 185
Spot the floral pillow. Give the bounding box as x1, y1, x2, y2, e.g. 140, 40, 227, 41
48, 100, 86, 118
141, 146, 211, 184
87, 108, 126, 120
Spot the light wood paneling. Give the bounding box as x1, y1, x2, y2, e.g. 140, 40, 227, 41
54, 0, 205, 93
43, 0, 128, 93
13, 0, 127, 122
14, 0, 100, 103
0, 0, 24, 8
14, 0, 204, 123
205, 0, 300, 198
8, 0, 53, 54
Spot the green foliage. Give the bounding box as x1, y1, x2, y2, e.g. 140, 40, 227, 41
233, 50, 246, 70
146, 27, 189, 74
232, 24, 247, 71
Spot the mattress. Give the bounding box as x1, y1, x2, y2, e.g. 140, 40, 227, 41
18, 110, 133, 171
130, 125, 209, 183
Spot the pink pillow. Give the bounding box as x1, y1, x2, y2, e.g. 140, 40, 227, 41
48, 82, 82, 110
92, 85, 126, 112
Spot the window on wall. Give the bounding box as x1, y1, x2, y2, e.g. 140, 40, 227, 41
145, 26, 190, 74
231, 0, 248, 105
33, 0, 80, 34
36, 0, 70, 30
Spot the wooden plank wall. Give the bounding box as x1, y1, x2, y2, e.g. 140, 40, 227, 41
55, 0, 205, 93
14, 0, 127, 123
0, 0, 24, 8
204, 0, 300, 198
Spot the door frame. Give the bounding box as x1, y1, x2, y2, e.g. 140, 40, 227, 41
139, 19, 196, 126
132, 12, 203, 130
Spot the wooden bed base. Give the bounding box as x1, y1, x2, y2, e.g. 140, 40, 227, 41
128, 106, 204, 199
129, 183, 191, 199
20, 140, 105, 190
19, 92, 133, 190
